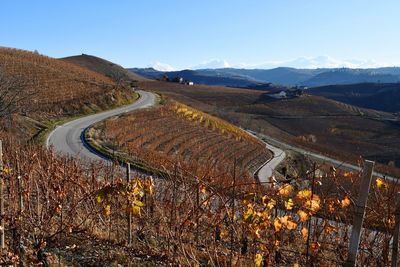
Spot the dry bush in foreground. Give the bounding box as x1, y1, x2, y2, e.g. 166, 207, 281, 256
0, 135, 399, 266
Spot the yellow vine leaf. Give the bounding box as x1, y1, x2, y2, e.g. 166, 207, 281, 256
2, 166, 13, 174
254, 228, 261, 239
341, 196, 351, 208
274, 218, 282, 232
132, 205, 141, 218
267, 199, 276, 210
278, 184, 293, 197
294, 263, 299, 267
297, 210, 309, 222
286, 220, 297, 230
134, 200, 144, 207
285, 198, 294, 210
243, 206, 254, 222
255, 253, 263, 267
199, 184, 207, 195
296, 188, 312, 200
280, 215, 289, 225
301, 227, 308, 241
375, 177, 387, 190
305, 195, 321, 213
95, 194, 103, 203
104, 204, 111, 217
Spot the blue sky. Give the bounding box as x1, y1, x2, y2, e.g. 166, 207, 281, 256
1, 0, 399, 69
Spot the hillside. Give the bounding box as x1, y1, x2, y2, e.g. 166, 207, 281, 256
309, 83, 400, 113
62, 54, 145, 83
0, 48, 136, 138
138, 80, 400, 175
88, 101, 270, 177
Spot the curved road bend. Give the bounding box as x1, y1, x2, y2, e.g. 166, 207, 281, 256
247, 130, 397, 182
46, 90, 156, 161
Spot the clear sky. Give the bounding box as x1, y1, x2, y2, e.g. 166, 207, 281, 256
1, 0, 399, 69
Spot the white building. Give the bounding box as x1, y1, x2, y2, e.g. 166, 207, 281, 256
269, 91, 287, 99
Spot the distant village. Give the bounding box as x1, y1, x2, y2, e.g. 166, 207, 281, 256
158, 75, 194, 86
266, 85, 308, 99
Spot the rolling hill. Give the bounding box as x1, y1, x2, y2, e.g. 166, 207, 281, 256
0, 47, 136, 139
308, 83, 400, 113
138, 80, 400, 174
62, 54, 145, 83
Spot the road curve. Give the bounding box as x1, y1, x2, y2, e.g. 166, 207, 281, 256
248, 130, 398, 182
46, 90, 156, 161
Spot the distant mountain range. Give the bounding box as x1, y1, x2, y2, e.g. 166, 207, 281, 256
130, 67, 400, 88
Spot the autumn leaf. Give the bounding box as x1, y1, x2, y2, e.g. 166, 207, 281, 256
296, 188, 312, 200
274, 218, 282, 232
2, 166, 12, 174
301, 227, 308, 241
305, 195, 321, 213
280, 215, 289, 225
243, 205, 254, 222
375, 177, 388, 190
131, 205, 141, 218
104, 204, 111, 217
199, 184, 207, 195
267, 199, 276, 210
343, 171, 353, 177
341, 196, 351, 208
95, 194, 103, 203
278, 184, 293, 197
255, 253, 263, 267
286, 220, 297, 230
297, 210, 309, 222
285, 198, 294, 210
133, 200, 144, 207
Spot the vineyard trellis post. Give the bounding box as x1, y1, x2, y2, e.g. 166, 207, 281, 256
344, 160, 375, 267
229, 158, 237, 266
0, 140, 4, 249
391, 192, 400, 267
126, 163, 132, 246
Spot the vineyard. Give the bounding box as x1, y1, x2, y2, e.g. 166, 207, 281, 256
0, 47, 135, 121
0, 134, 399, 266
88, 101, 271, 178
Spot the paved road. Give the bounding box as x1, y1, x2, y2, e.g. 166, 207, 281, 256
46, 90, 156, 161
247, 130, 286, 184
247, 130, 398, 182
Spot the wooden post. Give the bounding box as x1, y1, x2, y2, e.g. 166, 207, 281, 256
344, 160, 375, 267
0, 140, 5, 249
306, 162, 317, 265
126, 163, 132, 246
391, 192, 400, 267
229, 158, 237, 266
195, 180, 200, 245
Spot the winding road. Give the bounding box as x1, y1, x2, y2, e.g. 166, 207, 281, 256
248, 130, 397, 182
46, 90, 156, 161
45, 89, 397, 184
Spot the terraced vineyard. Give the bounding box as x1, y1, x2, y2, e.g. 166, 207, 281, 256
90, 102, 270, 178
